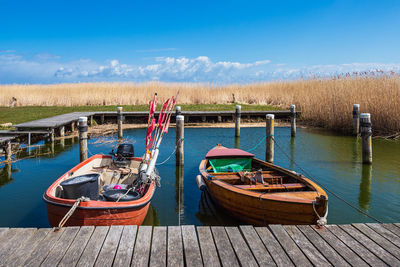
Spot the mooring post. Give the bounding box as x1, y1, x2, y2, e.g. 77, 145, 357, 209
59, 126, 65, 137
176, 115, 184, 166
100, 114, 105, 124
117, 106, 123, 139
78, 117, 88, 162
176, 106, 181, 116
290, 104, 296, 137
360, 113, 372, 164
49, 128, 55, 143
266, 114, 274, 163
353, 104, 360, 136
4, 140, 12, 162
235, 105, 241, 137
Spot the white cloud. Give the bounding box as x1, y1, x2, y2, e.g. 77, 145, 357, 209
0, 51, 399, 84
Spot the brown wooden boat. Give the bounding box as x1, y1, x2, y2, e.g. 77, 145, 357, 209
198, 145, 328, 225
43, 148, 156, 227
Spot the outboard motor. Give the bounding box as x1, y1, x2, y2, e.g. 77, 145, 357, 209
111, 143, 134, 167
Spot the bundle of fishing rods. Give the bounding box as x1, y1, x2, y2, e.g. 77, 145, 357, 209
139, 91, 179, 184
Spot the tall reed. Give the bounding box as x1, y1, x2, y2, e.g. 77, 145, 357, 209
1, 76, 399, 134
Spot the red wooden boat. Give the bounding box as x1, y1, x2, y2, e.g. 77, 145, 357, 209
197, 145, 328, 225
43, 151, 156, 227
44, 92, 178, 227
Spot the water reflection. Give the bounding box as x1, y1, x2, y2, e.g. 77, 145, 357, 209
142, 204, 160, 226
234, 136, 240, 149
359, 164, 372, 211
0, 163, 13, 188
175, 164, 184, 224
289, 137, 295, 170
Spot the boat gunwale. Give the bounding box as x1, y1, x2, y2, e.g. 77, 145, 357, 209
44, 154, 155, 209
199, 157, 327, 204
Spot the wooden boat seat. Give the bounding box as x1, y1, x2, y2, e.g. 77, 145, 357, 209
235, 183, 306, 191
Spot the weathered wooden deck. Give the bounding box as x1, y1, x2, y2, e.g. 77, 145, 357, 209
0, 223, 399, 266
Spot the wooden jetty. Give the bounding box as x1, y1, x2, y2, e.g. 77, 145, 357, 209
0, 223, 399, 266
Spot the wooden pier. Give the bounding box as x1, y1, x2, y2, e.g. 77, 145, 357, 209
0, 223, 399, 266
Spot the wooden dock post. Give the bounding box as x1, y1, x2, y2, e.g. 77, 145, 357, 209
4, 140, 12, 162
100, 114, 105, 124
360, 113, 372, 164
117, 107, 123, 139
235, 105, 241, 137
290, 104, 296, 137
266, 114, 274, 163
176, 115, 184, 166
71, 122, 75, 132
78, 117, 88, 162
176, 106, 181, 116
353, 104, 360, 136
59, 126, 65, 137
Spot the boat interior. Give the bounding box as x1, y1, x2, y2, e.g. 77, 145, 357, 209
52, 144, 150, 202
205, 157, 315, 193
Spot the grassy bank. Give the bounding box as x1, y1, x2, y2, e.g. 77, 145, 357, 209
1, 76, 399, 135
0, 104, 279, 125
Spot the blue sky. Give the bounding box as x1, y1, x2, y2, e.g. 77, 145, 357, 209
1, 0, 399, 83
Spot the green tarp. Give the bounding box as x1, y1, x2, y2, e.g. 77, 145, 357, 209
209, 157, 252, 173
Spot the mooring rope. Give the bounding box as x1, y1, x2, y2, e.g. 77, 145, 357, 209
155, 138, 184, 166
56, 196, 90, 231
272, 136, 383, 223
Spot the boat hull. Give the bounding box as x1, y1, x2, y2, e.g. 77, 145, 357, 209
203, 177, 324, 225
45, 200, 150, 226
44, 154, 155, 227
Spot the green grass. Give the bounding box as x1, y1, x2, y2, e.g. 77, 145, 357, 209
0, 104, 280, 125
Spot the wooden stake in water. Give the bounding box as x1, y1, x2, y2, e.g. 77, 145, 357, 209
117, 106, 123, 139
59, 126, 65, 137
266, 114, 274, 163
235, 105, 241, 137
290, 104, 296, 137
78, 117, 88, 162
176, 115, 184, 166
353, 104, 360, 136
4, 140, 12, 162
176, 106, 181, 116
360, 113, 372, 164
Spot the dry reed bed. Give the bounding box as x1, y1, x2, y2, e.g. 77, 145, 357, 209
1, 76, 399, 135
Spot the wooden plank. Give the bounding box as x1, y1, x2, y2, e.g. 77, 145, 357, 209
59, 226, 95, 267
181, 225, 203, 266
167, 226, 184, 267
240, 225, 275, 266
326, 225, 386, 266
131, 225, 152, 267
255, 227, 293, 267
113, 225, 137, 267
382, 223, 400, 238
0, 228, 19, 251
352, 223, 400, 260
4, 228, 51, 267
367, 223, 400, 247
297, 225, 349, 267
197, 226, 221, 267
23, 228, 66, 267
41, 227, 80, 267
95, 225, 124, 267
150, 226, 167, 267
225, 227, 258, 267
283, 225, 331, 267
76, 226, 109, 267
0, 228, 36, 265
269, 225, 312, 267
211, 227, 239, 267
339, 224, 400, 266
311, 225, 368, 266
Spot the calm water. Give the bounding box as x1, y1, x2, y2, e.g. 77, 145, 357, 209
0, 127, 399, 227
